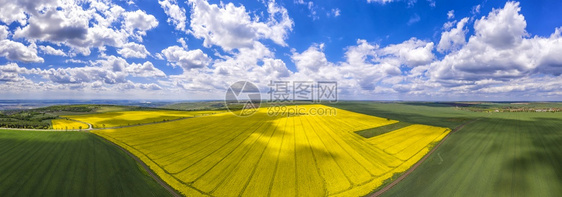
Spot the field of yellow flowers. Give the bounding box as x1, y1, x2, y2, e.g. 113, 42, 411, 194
63, 110, 222, 128
51, 119, 89, 130
92, 104, 449, 196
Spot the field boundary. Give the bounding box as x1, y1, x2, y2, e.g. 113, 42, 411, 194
370, 117, 484, 197
91, 133, 182, 197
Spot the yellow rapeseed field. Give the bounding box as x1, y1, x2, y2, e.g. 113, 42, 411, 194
93, 104, 450, 196
51, 119, 89, 130
63, 110, 222, 128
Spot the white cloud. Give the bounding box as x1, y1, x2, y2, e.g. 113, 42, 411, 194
117, 42, 150, 59
407, 14, 420, 25
45, 56, 166, 85
123, 10, 159, 38
447, 10, 455, 19
474, 2, 527, 49
7, 0, 156, 57
428, 1, 562, 90
65, 59, 86, 64
39, 45, 66, 56
0, 0, 57, 25
45, 66, 128, 84
12, 1, 91, 44
187, 0, 293, 51
257, 58, 292, 79
127, 61, 166, 78
292, 43, 331, 73
0, 25, 9, 40
378, 37, 435, 67
437, 17, 469, 53
0, 61, 165, 98
472, 4, 481, 15
0, 63, 38, 81
0, 40, 44, 63
330, 8, 341, 17
159, 0, 187, 31
427, 0, 435, 7
161, 45, 211, 70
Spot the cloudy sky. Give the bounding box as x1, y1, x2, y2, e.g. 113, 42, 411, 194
0, 0, 561, 101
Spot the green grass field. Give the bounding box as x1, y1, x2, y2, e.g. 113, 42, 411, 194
329, 101, 482, 128
381, 112, 562, 197
0, 130, 171, 197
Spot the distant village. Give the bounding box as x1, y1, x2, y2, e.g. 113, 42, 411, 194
490, 108, 561, 113
452, 103, 562, 113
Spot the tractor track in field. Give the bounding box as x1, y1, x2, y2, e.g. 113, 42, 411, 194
370, 116, 486, 197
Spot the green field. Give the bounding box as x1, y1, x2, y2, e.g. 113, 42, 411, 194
328, 101, 481, 128
0, 130, 171, 197
381, 111, 562, 197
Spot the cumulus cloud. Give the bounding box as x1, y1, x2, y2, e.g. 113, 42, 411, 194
39, 45, 66, 56
473, 2, 527, 49
289, 38, 427, 92
123, 9, 159, 39
12, 1, 90, 44
41, 56, 165, 85
45, 66, 128, 84
378, 38, 435, 67
0, 61, 164, 96
127, 61, 166, 78
0, 63, 38, 81
159, 0, 187, 31
0, 40, 44, 63
292, 43, 331, 73
424, 1, 562, 97
0, 0, 56, 25
6, 0, 157, 56
0, 25, 9, 40
161, 45, 211, 70
187, 0, 293, 51
0, 26, 44, 62
117, 42, 150, 58
437, 17, 469, 52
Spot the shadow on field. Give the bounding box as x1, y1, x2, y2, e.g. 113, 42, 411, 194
493, 117, 562, 195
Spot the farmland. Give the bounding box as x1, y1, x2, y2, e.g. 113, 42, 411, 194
63, 110, 222, 128
2, 101, 560, 197
51, 119, 90, 130
381, 111, 562, 197
0, 129, 171, 197
93, 104, 449, 196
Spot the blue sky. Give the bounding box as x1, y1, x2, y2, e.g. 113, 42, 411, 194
0, 0, 561, 101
